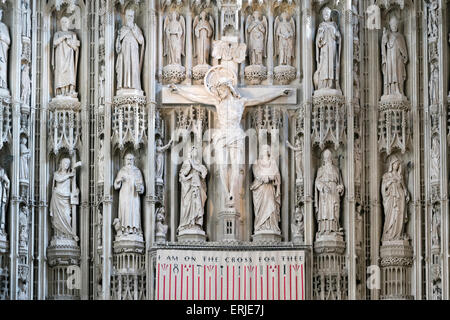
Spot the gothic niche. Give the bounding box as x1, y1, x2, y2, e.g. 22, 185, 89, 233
112, 3, 147, 151
244, 8, 268, 85
378, 12, 410, 155
274, 10, 296, 85
312, 6, 345, 151
163, 10, 186, 84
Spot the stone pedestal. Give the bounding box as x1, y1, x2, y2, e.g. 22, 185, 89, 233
252, 230, 282, 243
244, 64, 267, 85
217, 208, 240, 242
48, 96, 81, 155
177, 228, 206, 243
112, 91, 147, 150
380, 240, 414, 300
274, 65, 296, 85
111, 237, 146, 300
378, 95, 410, 155
312, 90, 345, 150
162, 64, 186, 84
47, 237, 81, 300
192, 64, 211, 84
313, 235, 347, 300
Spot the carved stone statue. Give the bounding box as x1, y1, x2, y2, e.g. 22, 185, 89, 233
314, 149, 344, 237
314, 7, 341, 92
53, 16, 80, 97
114, 153, 144, 239
246, 11, 268, 66
169, 66, 290, 210
97, 138, 105, 183
274, 12, 295, 66
366, 4, 381, 30
193, 10, 214, 66
381, 15, 408, 97
291, 206, 304, 242
251, 145, 282, 235
0, 9, 10, 92
381, 156, 409, 242
430, 136, 440, 182
19, 137, 30, 182
431, 204, 441, 247
0, 167, 9, 233
21, 64, 31, 104
22, 1, 32, 38
155, 207, 168, 239
355, 137, 362, 185
156, 137, 173, 184
19, 206, 29, 249
429, 62, 439, 106
164, 11, 185, 66
178, 146, 208, 234
286, 137, 303, 184
49, 158, 80, 241
115, 8, 144, 92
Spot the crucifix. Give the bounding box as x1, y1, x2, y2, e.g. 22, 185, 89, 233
169, 66, 292, 211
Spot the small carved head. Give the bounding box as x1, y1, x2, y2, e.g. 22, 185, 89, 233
21, 137, 27, 145
200, 10, 208, 19
259, 144, 271, 159
124, 153, 135, 166
253, 11, 262, 20
389, 15, 399, 32
322, 7, 332, 22
59, 158, 71, 171
189, 145, 199, 160
156, 208, 165, 222
322, 149, 332, 164
60, 16, 70, 32
125, 8, 135, 25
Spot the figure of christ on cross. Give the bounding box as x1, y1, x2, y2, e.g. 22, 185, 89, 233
169, 67, 291, 210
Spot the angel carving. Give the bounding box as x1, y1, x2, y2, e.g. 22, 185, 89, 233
193, 10, 214, 66
245, 11, 268, 66
164, 11, 185, 66
274, 12, 295, 66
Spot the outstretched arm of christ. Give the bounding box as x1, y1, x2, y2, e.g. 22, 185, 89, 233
168, 84, 213, 105
244, 88, 292, 107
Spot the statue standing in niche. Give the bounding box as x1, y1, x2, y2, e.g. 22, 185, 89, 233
251, 145, 281, 235
314, 7, 341, 92
19, 206, 29, 248
291, 206, 304, 242
21, 64, 31, 104
0, 166, 9, 233
155, 207, 168, 240
431, 205, 441, 247
381, 156, 409, 242
19, 137, 30, 182
193, 10, 214, 66
286, 137, 303, 184
97, 138, 105, 183
49, 158, 79, 241
178, 146, 208, 234
169, 66, 291, 209
381, 15, 408, 97
0, 8, 10, 92
22, 1, 32, 38
114, 153, 144, 238
274, 12, 295, 66
155, 137, 173, 184
116, 8, 144, 92
53, 16, 80, 97
245, 11, 267, 66
314, 149, 344, 237
430, 136, 440, 182
355, 137, 362, 185
164, 11, 185, 66
429, 62, 439, 106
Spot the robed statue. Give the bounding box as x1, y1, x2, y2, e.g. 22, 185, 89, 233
251, 145, 282, 234
114, 153, 145, 237
381, 15, 408, 97
49, 158, 80, 241
274, 12, 295, 66
245, 11, 268, 66
52, 16, 80, 97
381, 156, 409, 242
0, 166, 9, 233
193, 11, 214, 66
164, 11, 185, 66
116, 8, 145, 92
314, 7, 341, 92
314, 149, 344, 236
178, 146, 208, 234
